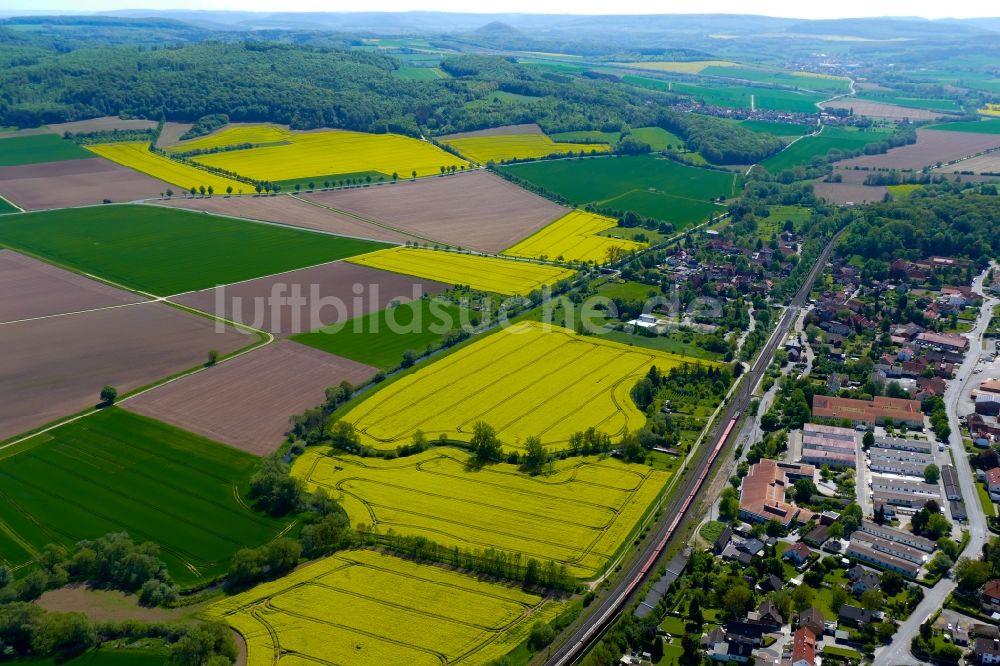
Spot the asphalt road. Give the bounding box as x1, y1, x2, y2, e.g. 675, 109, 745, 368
874, 267, 997, 666
544, 228, 846, 666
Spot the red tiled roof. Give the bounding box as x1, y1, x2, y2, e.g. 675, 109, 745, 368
812, 395, 923, 426
792, 627, 817, 666
983, 579, 1000, 600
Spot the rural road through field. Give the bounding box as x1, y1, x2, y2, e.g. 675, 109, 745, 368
874, 266, 996, 666
544, 225, 847, 666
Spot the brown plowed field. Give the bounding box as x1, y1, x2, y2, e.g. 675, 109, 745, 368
437, 123, 542, 140
837, 129, 1000, 171
156, 195, 411, 244
302, 171, 567, 252
0, 250, 146, 322
155, 122, 194, 147
812, 180, 887, 204
821, 99, 943, 121
47, 117, 158, 134
125, 341, 375, 455
0, 302, 252, 441
0, 157, 172, 209
172, 261, 449, 336
933, 152, 1000, 175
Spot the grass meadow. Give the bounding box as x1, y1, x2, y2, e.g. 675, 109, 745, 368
208, 550, 565, 665
927, 119, 1000, 134
502, 155, 736, 228
0, 408, 289, 584
292, 297, 465, 369
0, 204, 389, 295
0, 134, 92, 166
294, 450, 669, 578
761, 126, 893, 173
670, 82, 826, 114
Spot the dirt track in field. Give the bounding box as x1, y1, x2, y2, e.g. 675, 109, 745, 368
156, 195, 412, 244
37, 585, 194, 623
0, 157, 172, 209
172, 261, 449, 336
47, 117, 158, 134
125, 341, 376, 455
0, 302, 251, 441
303, 171, 567, 252
0, 250, 146, 322
437, 123, 543, 140
821, 99, 944, 121
837, 129, 1000, 171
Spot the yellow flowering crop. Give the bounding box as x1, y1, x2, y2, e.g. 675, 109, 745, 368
441, 133, 608, 164
86, 142, 248, 193
503, 209, 646, 263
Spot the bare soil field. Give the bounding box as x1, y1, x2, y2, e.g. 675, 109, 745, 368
155, 122, 194, 147
933, 152, 1000, 175
0, 302, 251, 441
0, 250, 146, 323
125, 341, 375, 455
47, 117, 158, 134
303, 171, 568, 252
172, 261, 449, 336
837, 129, 1000, 171
37, 584, 195, 623
812, 180, 887, 204
0, 127, 53, 140
0, 157, 172, 209
157, 195, 412, 244
821, 99, 943, 121
437, 123, 543, 140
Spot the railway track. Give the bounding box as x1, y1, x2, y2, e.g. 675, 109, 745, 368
544, 226, 846, 666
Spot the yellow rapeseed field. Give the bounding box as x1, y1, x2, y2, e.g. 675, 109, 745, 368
620, 60, 736, 74
503, 209, 647, 263
206, 550, 564, 665
165, 124, 292, 152
347, 247, 575, 296
86, 142, 248, 193
293, 448, 670, 578
190, 128, 469, 181
441, 133, 608, 164
343, 320, 706, 450
980, 103, 1000, 117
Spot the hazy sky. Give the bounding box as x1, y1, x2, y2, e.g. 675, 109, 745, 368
3, 0, 995, 20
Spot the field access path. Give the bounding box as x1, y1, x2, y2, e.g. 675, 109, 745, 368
544, 226, 847, 666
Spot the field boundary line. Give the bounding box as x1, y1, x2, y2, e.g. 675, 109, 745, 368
0, 193, 24, 213
289, 193, 449, 248
0, 297, 162, 327
139, 198, 408, 247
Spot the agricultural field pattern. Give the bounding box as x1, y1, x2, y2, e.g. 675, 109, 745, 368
1, 7, 999, 666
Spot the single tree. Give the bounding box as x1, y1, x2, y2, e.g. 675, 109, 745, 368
923, 464, 940, 485
226, 185, 233, 196
207, 185, 214, 196
100, 385, 118, 405
207, 349, 219, 366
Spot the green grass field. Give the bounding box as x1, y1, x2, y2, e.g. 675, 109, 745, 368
292, 298, 464, 369
0, 195, 18, 214
0, 205, 389, 295
927, 119, 1000, 134
0, 133, 92, 166
738, 120, 813, 136
671, 82, 826, 114
0, 409, 289, 584
699, 65, 851, 92
761, 126, 892, 173
502, 155, 736, 228
392, 66, 446, 81
34, 649, 169, 665
550, 127, 683, 152
855, 90, 962, 113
